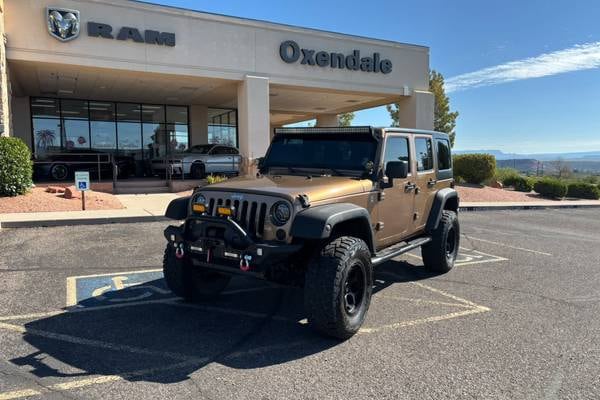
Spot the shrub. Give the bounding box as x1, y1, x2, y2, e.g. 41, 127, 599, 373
453, 154, 496, 185
0, 137, 33, 197
567, 182, 600, 199
512, 176, 534, 192
495, 168, 521, 187
206, 174, 227, 185
533, 178, 568, 199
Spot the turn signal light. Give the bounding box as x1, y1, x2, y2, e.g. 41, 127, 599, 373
192, 204, 206, 213
217, 206, 233, 217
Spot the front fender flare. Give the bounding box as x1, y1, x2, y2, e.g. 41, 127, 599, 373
165, 196, 190, 220
290, 203, 375, 251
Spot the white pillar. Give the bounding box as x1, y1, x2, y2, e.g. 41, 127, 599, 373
315, 114, 339, 127
396, 90, 434, 130
189, 105, 208, 146
237, 75, 270, 168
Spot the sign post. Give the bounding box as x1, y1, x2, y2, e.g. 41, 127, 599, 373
74, 171, 90, 210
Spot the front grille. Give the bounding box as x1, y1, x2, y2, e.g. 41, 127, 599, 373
205, 194, 269, 239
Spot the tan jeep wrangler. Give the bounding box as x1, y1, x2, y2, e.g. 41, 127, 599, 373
163, 126, 459, 339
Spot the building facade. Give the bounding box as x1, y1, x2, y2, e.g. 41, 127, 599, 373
2, 0, 433, 175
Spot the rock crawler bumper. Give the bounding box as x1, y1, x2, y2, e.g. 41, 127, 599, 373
164, 215, 301, 278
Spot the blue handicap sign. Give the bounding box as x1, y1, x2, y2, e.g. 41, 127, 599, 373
78, 181, 87, 190
68, 270, 173, 308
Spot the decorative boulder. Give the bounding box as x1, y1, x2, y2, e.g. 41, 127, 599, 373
64, 186, 81, 199
490, 180, 504, 189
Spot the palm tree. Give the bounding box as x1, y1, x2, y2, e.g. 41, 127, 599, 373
36, 129, 56, 151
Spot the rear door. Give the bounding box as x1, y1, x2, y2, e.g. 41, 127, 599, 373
375, 134, 417, 248
412, 135, 437, 231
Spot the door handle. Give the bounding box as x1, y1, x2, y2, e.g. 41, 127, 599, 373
427, 179, 437, 187
404, 182, 417, 192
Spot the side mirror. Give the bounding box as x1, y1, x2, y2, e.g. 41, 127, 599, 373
385, 161, 408, 180
257, 157, 265, 170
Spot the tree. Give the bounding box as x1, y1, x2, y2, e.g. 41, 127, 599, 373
338, 112, 355, 127
386, 70, 459, 146
548, 158, 572, 179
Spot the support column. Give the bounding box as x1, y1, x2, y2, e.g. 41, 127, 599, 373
395, 90, 434, 130
315, 114, 339, 127
237, 75, 270, 174
189, 105, 208, 146
0, 0, 10, 137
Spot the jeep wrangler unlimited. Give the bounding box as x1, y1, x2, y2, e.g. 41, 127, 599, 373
162, 126, 459, 339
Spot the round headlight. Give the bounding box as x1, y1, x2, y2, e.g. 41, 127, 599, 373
194, 194, 207, 205
270, 201, 291, 226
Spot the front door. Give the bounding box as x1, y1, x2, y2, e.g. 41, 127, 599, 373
412, 135, 438, 231
375, 134, 417, 248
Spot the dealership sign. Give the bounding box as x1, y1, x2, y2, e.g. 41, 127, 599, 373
279, 40, 392, 74
46, 6, 176, 46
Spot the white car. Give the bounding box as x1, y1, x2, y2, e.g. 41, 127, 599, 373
151, 144, 241, 178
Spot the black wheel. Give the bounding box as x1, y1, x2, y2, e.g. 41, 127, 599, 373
421, 210, 460, 273
304, 236, 373, 340
163, 244, 231, 301
50, 164, 69, 181
191, 163, 205, 179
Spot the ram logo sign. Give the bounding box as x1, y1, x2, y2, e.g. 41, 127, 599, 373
47, 7, 81, 42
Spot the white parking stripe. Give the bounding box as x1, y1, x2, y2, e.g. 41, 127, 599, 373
462, 236, 553, 256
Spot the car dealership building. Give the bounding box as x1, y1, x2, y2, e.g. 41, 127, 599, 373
0, 0, 433, 177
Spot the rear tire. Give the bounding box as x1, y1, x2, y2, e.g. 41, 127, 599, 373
163, 244, 232, 301
421, 210, 459, 273
50, 164, 69, 181
304, 236, 373, 340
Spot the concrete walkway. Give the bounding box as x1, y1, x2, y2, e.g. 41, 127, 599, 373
1, 194, 600, 228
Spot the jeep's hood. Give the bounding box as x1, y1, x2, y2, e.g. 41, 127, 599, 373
202, 175, 373, 203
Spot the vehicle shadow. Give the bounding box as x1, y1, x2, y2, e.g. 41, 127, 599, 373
13, 258, 438, 384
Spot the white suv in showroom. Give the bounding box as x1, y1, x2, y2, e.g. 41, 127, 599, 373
151, 144, 241, 179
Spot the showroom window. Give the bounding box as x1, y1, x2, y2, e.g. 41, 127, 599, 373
208, 108, 238, 147
30, 98, 190, 160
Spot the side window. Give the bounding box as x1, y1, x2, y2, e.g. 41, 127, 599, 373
227, 147, 239, 155
415, 138, 434, 172
436, 139, 451, 170
384, 137, 410, 172
212, 146, 226, 155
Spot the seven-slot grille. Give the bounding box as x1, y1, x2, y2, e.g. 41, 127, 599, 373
203, 193, 270, 239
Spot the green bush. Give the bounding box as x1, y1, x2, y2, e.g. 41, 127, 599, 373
206, 174, 227, 185
495, 168, 521, 186
453, 154, 496, 185
0, 137, 33, 197
512, 176, 534, 192
567, 182, 600, 199
534, 178, 568, 199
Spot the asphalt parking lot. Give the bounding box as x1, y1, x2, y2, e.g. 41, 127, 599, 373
0, 209, 599, 399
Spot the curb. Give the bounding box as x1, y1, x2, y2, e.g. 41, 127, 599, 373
0, 215, 168, 229
460, 203, 600, 212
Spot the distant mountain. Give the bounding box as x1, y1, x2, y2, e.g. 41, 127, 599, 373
454, 149, 600, 161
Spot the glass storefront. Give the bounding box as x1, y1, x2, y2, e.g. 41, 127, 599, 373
208, 108, 238, 147
31, 98, 190, 176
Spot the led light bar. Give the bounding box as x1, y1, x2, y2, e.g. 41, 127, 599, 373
274, 126, 373, 135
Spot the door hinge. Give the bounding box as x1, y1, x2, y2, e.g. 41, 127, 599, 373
378, 191, 385, 201
375, 222, 384, 231
413, 212, 419, 221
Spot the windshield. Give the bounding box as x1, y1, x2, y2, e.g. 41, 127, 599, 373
185, 145, 214, 154
263, 133, 377, 174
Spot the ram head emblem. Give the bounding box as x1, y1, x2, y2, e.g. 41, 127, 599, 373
47, 7, 80, 42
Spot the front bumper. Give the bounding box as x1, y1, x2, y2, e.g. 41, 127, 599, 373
164, 215, 301, 277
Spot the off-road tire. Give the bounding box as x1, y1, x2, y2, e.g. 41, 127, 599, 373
163, 245, 231, 301
421, 210, 460, 273
163, 244, 192, 301
191, 163, 206, 179
304, 236, 373, 340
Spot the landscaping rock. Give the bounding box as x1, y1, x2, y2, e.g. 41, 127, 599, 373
490, 180, 504, 189
64, 186, 82, 199
46, 186, 65, 193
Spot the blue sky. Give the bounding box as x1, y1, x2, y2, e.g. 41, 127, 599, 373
149, 0, 600, 153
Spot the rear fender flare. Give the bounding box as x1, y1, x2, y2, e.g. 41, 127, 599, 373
425, 188, 459, 232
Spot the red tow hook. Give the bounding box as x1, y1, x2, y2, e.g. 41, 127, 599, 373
174, 243, 185, 259
240, 255, 252, 272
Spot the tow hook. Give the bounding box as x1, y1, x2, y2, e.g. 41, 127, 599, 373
174, 243, 185, 259
240, 254, 252, 272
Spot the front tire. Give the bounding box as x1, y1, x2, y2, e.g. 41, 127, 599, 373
50, 163, 69, 181
304, 236, 373, 340
191, 163, 205, 179
421, 210, 460, 273
163, 244, 232, 301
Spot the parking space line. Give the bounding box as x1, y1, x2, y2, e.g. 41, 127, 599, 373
375, 295, 476, 309
462, 236, 553, 256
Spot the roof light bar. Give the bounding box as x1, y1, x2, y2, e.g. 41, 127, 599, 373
274, 126, 373, 135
